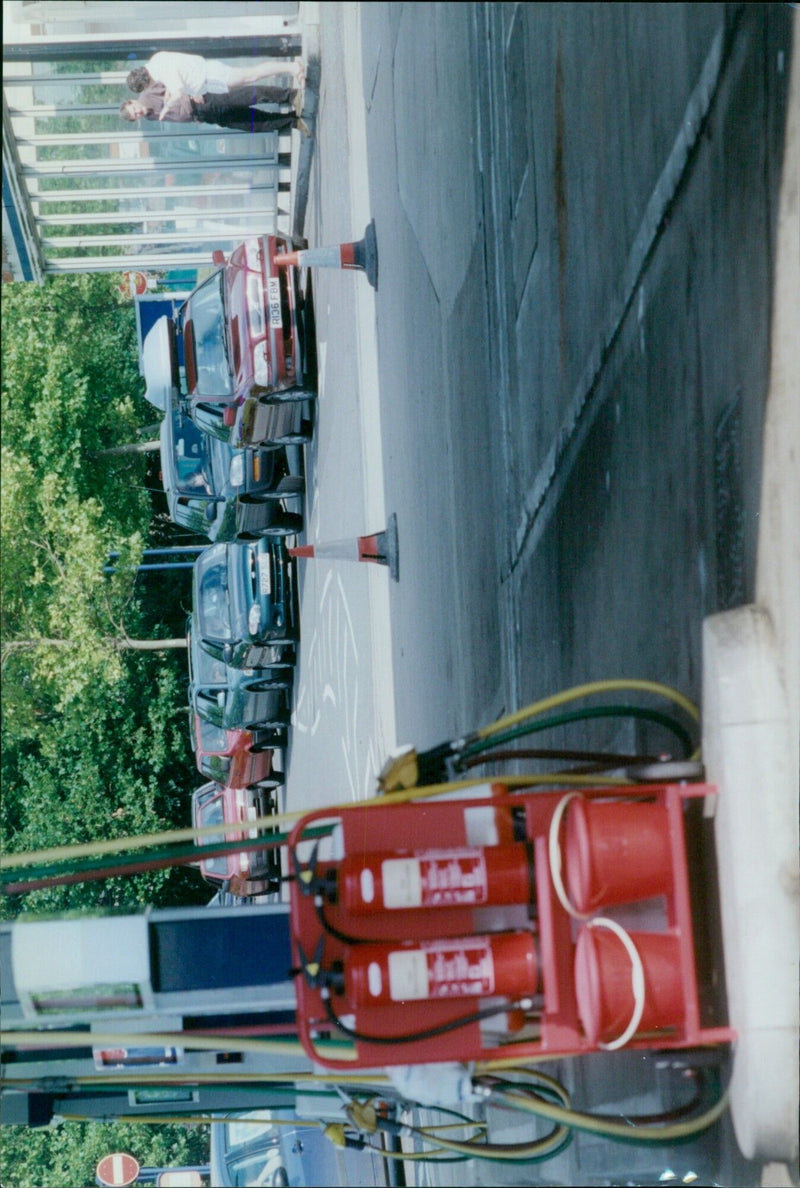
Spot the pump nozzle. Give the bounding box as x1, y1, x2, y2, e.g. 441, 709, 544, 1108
290, 842, 338, 902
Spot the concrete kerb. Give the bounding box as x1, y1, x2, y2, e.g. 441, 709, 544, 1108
291, 3, 397, 780
702, 13, 799, 1173
339, 1, 397, 776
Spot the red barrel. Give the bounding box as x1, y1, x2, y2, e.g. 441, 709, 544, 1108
565, 797, 672, 912
337, 844, 534, 914
344, 931, 538, 1007
574, 924, 684, 1046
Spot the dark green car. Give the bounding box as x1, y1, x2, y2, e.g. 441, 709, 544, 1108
193, 537, 298, 669
188, 616, 293, 736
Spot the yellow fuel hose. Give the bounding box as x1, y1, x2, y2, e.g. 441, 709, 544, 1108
0, 772, 630, 870
474, 679, 699, 740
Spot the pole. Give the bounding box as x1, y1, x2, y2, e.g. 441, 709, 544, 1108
2, 36, 301, 62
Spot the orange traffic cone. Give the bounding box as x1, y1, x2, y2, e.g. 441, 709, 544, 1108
289, 513, 398, 580
275, 220, 378, 289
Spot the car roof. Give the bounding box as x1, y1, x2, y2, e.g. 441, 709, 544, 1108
142, 316, 177, 412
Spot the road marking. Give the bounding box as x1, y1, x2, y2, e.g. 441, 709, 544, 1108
293, 570, 382, 802
506, 18, 730, 578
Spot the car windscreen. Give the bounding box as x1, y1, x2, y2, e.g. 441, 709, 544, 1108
196, 550, 231, 640
184, 272, 233, 397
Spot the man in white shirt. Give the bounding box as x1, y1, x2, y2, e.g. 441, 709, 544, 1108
127, 52, 304, 122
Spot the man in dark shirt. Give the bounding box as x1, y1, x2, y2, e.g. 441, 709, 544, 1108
120, 83, 309, 135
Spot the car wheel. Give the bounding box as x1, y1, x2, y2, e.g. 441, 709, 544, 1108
246, 718, 287, 733
251, 735, 285, 753
259, 386, 317, 406
245, 678, 292, 693
270, 424, 313, 447
238, 489, 284, 504
262, 512, 303, 537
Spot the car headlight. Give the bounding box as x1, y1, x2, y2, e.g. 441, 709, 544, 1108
248, 604, 261, 635
229, 453, 246, 488
254, 341, 271, 387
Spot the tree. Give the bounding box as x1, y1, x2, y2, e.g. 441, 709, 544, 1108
0, 1118, 209, 1188
1, 275, 154, 707
1, 273, 206, 916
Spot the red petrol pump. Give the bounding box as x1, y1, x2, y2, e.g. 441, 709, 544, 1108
288, 781, 735, 1069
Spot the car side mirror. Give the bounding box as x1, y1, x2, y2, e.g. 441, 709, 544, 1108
205, 503, 216, 522
212, 250, 226, 265
222, 644, 234, 664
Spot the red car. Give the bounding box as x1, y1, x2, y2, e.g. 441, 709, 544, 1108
185, 235, 316, 448
191, 715, 278, 789
191, 780, 282, 897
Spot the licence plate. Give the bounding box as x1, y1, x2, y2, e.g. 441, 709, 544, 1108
267, 277, 282, 329
257, 551, 271, 595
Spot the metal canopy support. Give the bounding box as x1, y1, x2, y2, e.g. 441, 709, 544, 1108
44, 252, 231, 272
2, 36, 301, 61
42, 228, 258, 247
36, 204, 275, 225
29, 182, 277, 203
23, 152, 287, 176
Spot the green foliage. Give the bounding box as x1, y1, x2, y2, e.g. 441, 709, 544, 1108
1, 646, 202, 918
1, 274, 151, 706
0, 1118, 208, 1188
1, 272, 206, 918
0, 171, 210, 1188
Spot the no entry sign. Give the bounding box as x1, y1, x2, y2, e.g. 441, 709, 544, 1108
96, 1151, 140, 1187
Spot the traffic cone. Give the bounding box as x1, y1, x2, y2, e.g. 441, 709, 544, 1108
289, 513, 398, 580
275, 220, 378, 289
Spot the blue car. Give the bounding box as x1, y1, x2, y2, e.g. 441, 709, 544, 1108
160, 402, 303, 543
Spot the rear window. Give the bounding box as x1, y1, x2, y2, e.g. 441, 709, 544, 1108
196, 647, 227, 685
195, 793, 230, 877
183, 272, 233, 397
197, 720, 229, 753
201, 754, 233, 783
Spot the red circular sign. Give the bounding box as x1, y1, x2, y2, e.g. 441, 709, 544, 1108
96, 1152, 141, 1187
118, 271, 148, 298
